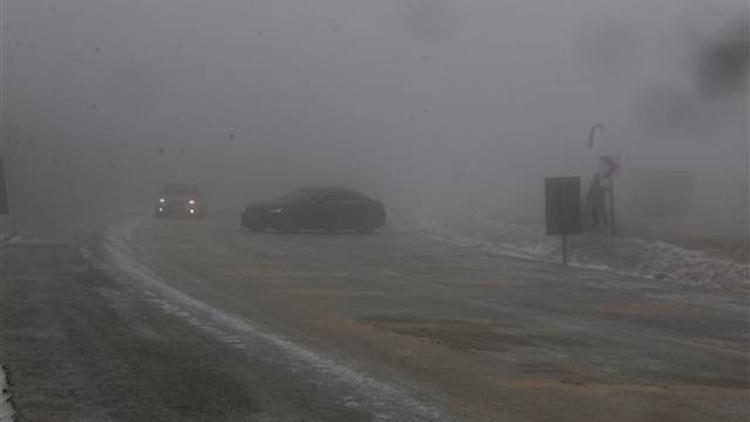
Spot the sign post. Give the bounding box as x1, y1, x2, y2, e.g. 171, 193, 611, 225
600, 156, 620, 235
545, 177, 582, 265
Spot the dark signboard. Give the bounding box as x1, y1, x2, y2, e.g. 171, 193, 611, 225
545, 177, 581, 236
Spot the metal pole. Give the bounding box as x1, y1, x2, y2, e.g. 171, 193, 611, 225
609, 177, 616, 235
0, 3, 14, 238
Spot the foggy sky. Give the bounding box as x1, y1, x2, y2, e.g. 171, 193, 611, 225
2, 0, 747, 233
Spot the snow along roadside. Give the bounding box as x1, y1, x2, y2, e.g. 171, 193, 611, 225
414, 219, 749, 290
100, 219, 455, 422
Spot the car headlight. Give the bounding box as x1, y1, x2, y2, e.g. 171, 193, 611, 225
159, 198, 166, 203
268, 208, 283, 214
188, 199, 196, 205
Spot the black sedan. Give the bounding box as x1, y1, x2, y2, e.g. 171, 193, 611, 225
155, 183, 207, 218
241, 187, 386, 233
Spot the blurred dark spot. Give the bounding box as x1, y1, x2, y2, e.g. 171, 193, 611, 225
158, 148, 165, 154
65, 159, 72, 167
327, 17, 342, 33
633, 17, 748, 139
401, 0, 462, 43
108, 160, 115, 168
693, 19, 748, 97
178, 147, 185, 154
94, 46, 101, 54
228, 133, 236, 141
90, 104, 97, 111
49, 6, 56, 12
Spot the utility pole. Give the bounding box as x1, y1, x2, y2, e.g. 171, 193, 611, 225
608, 176, 616, 236
0, 2, 16, 241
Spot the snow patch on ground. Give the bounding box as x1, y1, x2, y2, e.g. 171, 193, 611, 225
414, 217, 749, 290
0, 235, 18, 249
0, 366, 15, 422
101, 220, 452, 422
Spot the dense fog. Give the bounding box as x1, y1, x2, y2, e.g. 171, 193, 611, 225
1, 0, 747, 237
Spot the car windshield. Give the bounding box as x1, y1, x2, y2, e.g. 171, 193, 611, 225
163, 184, 199, 196
276, 188, 324, 204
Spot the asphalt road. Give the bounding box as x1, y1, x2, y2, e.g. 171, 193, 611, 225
0, 214, 747, 421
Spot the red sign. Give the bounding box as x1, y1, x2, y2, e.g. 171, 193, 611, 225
600, 155, 620, 179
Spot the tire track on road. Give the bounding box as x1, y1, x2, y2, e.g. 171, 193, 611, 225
101, 219, 456, 422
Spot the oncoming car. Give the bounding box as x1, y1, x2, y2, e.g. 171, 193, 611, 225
241, 187, 386, 233
155, 183, 207, 218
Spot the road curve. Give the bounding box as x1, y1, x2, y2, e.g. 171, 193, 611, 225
0, 214, 747, 421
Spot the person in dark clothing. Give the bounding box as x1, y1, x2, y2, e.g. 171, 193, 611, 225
586, 172, 609, 229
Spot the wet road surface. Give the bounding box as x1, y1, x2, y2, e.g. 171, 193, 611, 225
0, 215, 747, 421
